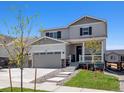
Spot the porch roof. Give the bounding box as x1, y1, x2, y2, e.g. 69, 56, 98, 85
65, 37, 106, 44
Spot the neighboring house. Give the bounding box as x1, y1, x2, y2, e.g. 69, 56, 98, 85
0, 35, 14, 67
30, 16, 107, 68
0, 45, 9, 67
0, 37, 38, 68
0, 34, 14, 44
105, 50, 124, 70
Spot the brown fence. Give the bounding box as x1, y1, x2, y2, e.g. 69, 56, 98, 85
105, 61, 124, 71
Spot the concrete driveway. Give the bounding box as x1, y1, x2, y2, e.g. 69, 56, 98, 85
0, 68, 57, 83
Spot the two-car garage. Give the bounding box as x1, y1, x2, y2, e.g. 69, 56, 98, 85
33, 52, 61, 68
30, 36, 68, 68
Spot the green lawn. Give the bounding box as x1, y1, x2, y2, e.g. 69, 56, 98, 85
64, 70, 120, 91
0, 87, 48, 92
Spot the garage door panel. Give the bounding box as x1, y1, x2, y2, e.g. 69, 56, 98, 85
33, 52, 61, 68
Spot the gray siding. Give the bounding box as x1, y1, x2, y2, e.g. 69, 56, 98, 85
106, 53, 119, 62
44, 28, 69, 40
44, 22, 107, 40
69, 22, 106, 39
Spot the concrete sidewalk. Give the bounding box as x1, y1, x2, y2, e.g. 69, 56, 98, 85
119, 76, 124, 92
0, 81, 114, 92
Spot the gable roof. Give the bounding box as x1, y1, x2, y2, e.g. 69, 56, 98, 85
106, 49, 124, 55
30, 36, 68, 45
44, 16, 106, 31
69, 16, 106, 26
7, 37, 38, 46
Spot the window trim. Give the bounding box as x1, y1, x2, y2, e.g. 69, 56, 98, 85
80, 27, 92, 36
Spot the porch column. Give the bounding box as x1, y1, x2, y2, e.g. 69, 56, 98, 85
82, 42, 85, 63
101, 40, 104, 63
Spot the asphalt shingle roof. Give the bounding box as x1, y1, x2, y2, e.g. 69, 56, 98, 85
0, 37, 39, 58
106, 49, 124, 55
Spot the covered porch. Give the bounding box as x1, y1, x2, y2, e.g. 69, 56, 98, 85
66, 38, 105, 70
67, 41, 104, 63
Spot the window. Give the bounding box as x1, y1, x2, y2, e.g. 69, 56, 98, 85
110, 55, 116, 60
55, 52, 61, 54
47, 52, 53, 54
46, 32, 49, 37
57, 31, 61, 38
45, 31, 61, 39
110, 56, 113, 59
49, 33, 53, 37
80, 27, 92, 36
54, 32, 57, 38
40, 53, 46, 55
121, 56, 124, 61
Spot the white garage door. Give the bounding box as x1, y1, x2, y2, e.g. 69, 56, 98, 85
33, 52, 62, 68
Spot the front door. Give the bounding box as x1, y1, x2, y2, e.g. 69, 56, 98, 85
76, 46, 82, 61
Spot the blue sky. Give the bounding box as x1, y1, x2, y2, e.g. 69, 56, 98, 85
0, 1, 124, 50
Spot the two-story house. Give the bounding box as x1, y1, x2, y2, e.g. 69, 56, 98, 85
29, 16, 107, 68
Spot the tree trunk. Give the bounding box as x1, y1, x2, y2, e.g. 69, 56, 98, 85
9, 66, 13, 92
92, 55, 96, 80
20, 68, 23, 92
92, 55, 94, 71
20, 60, 23, 92
34, 68, 37, 92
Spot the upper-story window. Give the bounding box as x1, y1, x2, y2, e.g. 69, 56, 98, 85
110, 56, 114, 60
110, 55, 116, 60
57, 31, 61, 38
121, 56, 124, 61
49, 33, 53, 37
45, 31, 61, 39
80, 27, 92, 36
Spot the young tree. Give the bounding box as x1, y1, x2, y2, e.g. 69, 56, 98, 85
85, 39, 102, 70
85, 39, 102, 79
0, 11, 40, 92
